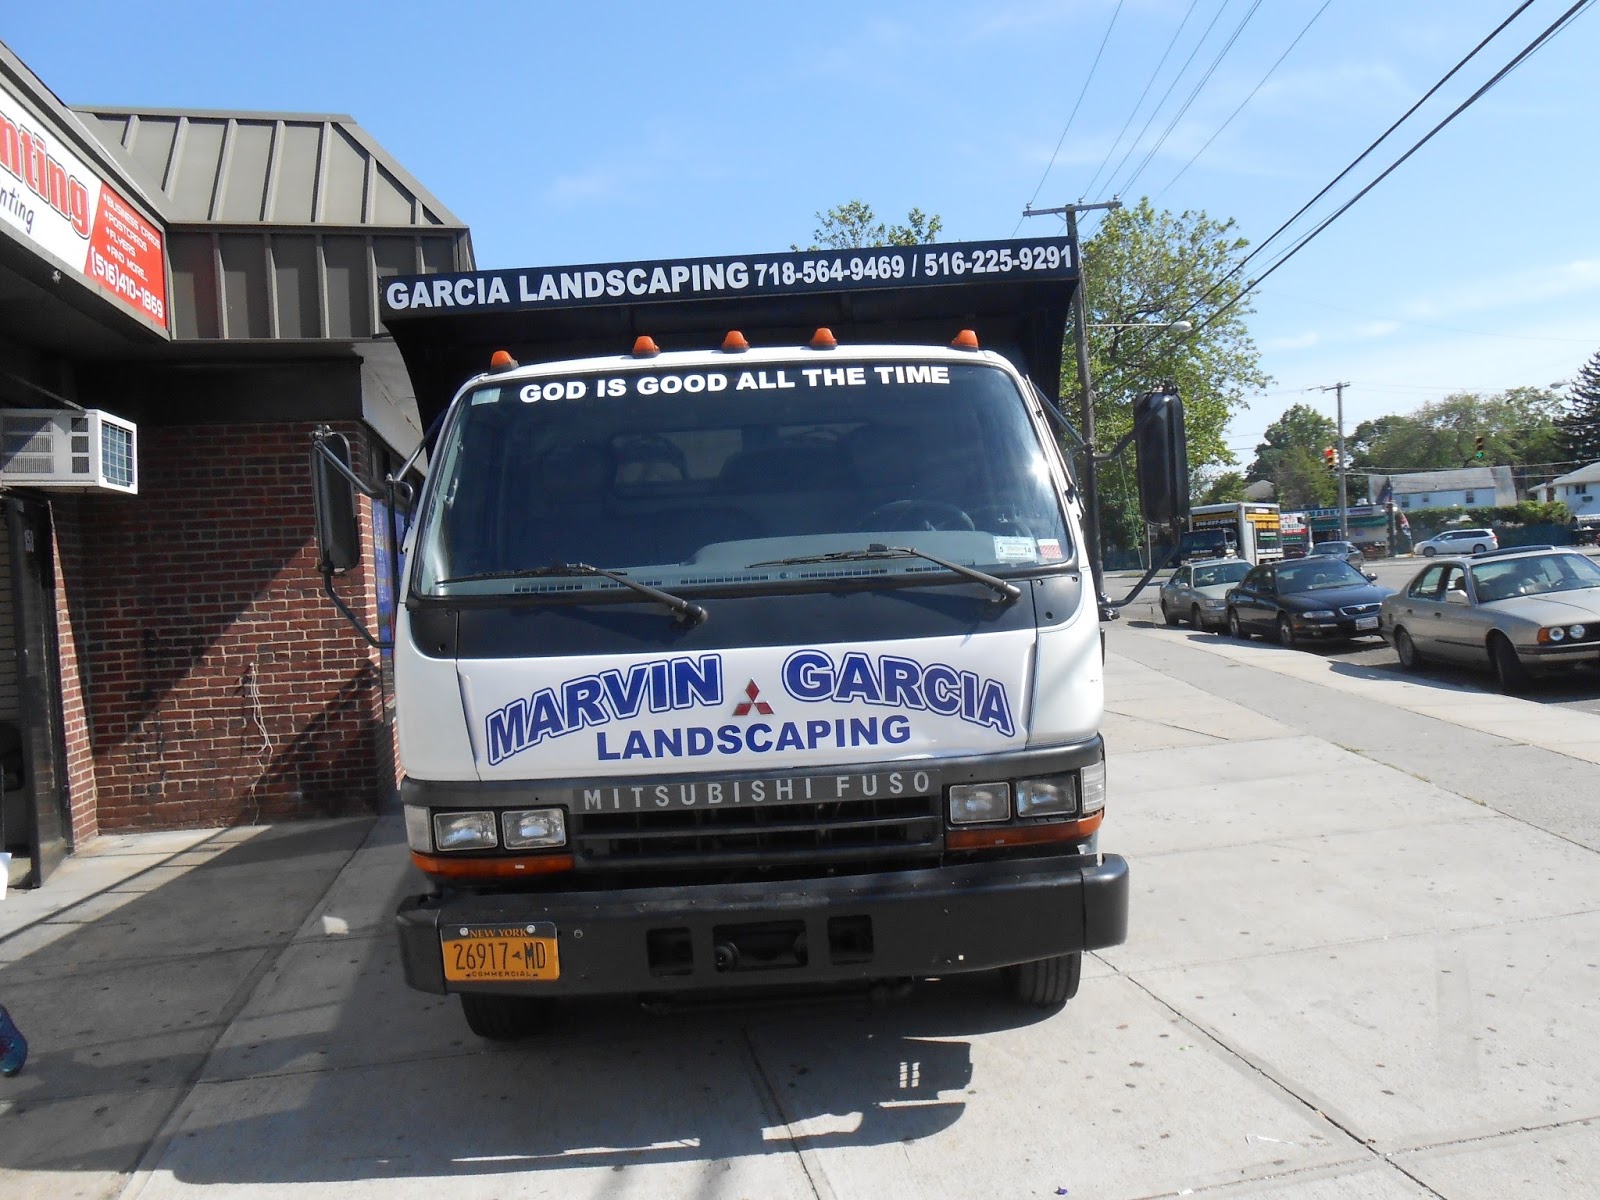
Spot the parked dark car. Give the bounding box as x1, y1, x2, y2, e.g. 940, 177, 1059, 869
1226, 558, 1395, 647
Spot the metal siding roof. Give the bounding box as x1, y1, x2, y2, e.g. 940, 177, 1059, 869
74, 108, 469, 230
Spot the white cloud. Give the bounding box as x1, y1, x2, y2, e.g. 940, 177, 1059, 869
1263, 331, 1321, 351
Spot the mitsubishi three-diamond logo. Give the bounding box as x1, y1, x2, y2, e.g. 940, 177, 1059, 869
732, 680, 774, 716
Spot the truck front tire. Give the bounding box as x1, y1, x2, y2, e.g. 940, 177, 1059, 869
460, 993, 549, 1040
1007, 952, 1083, 1007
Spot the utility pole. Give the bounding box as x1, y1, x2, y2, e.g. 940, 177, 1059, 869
1315, 381, 1350, 540
1022, 199, 1122, 614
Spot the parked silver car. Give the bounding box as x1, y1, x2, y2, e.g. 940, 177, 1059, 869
1412, 527, 1498, 557
1379, 547, 1600, 691
1307, 539, 1364, 569
1159, 557, 1252, 630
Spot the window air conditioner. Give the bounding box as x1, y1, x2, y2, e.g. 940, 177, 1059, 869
0, 408, 139, 495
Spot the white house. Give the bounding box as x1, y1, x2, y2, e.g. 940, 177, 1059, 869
1533, 461, 1600, 519
1367, 466, 1517, 511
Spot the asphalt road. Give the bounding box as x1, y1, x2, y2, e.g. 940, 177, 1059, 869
1116, 553, 1600, 717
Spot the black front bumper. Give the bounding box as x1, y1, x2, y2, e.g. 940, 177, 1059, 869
397, 854, 1129, 996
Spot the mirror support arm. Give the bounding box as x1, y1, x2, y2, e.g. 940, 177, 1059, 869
311, 427, 401, 652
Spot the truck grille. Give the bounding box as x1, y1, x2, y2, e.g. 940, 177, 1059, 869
572, 792, 943, 872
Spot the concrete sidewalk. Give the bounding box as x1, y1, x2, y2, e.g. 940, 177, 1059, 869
2, 633, 1598, 1199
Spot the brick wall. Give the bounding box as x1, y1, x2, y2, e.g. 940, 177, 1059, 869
57, 421, 392, 832
50, 499, 98, 845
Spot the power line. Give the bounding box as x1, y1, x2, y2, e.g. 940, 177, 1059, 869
1015, 0, 1125, 234
1154, 0, 1335, 199
1088, 0, 1237, 203
1185, 0, 1593, 339
1113, 0, 1266, 197
1080, 0, 1204, 201
1181, 0, 1539, 321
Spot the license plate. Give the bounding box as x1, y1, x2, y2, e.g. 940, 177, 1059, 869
1356, 615, 1379, 630
442, 923, 559, 983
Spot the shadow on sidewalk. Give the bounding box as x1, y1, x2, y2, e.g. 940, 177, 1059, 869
0, 816, 1068, 1186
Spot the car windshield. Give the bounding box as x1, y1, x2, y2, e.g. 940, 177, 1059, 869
1192, 561, 1250, 587
1276, 560, 1367, 593
1313, 542, 1352, 555
1470, 552, 1600, 602
412, 359, 1072, 597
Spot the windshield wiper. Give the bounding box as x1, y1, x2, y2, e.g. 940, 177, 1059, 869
748, 543, 1021, 603
436, 563, 708, 626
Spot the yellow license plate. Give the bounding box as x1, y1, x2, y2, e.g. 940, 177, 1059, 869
441, 923, 560, 982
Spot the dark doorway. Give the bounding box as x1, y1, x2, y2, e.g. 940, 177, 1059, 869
1, 495, 71, 888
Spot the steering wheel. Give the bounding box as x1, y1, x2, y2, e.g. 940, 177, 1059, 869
969, 505, 1036, 538
863, 499, 976, 532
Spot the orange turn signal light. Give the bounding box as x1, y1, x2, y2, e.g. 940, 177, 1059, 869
951, 329, 980, 350
632, 335, 660, 358
945, 813, 1102, 852
410, 851, 575, 879
721, 330, 750, 352
809, 327, 838, 349
489, 349, 517, 370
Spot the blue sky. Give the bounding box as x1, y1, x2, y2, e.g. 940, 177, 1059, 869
8, 0, 1597, 468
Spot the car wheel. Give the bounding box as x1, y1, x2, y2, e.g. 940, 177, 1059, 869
1395, 626, 1424, 671
1006, 952, 1082, 1007
1488, 633, 1530, 695
1277, 614, 1296, 648
460, 993, 550, 1041
1472, 543, 1486, 554
1228, 608, 1249, 639
1422, 546, 1436, 557
1162, 602, 1180, 627
1190, 605, 1204, 629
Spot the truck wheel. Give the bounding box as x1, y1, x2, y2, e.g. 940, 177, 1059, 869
460, 993, 549, 1040
1006, 952, 1082, 1007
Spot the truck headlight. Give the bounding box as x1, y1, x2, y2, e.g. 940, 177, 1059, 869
432, 810, 498, 851
948, 782, 1011, 824
1015, 775, 1076, 818
1079, 760, 1107, 816
502, 807, 567, 849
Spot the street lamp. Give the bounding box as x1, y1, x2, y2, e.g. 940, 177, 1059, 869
1089, 320, 1194, 331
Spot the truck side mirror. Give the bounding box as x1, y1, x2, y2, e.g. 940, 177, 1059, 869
311, 431, 362, 574
1133, 389, 1189, 527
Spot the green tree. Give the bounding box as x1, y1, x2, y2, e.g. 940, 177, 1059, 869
1348, 388, 1564, 472
1556, 349, 1600, 464
798, 200, 944, 250
1246, 403, 1336, 486
1076, 199, 1271, 549
1196, 470, 1248, 505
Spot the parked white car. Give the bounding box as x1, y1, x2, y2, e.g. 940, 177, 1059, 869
1412, 527, 1498, 557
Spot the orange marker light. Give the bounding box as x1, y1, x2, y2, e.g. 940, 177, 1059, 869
721, 330, 750, 352
489, 349, 517, 369
632, 335, 660, 358
809, 327, 838, 349
951, 329, 980, 350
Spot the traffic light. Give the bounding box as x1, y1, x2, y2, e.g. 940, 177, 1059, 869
1323, 446, 1336, 471
1473, 434, 1485, 460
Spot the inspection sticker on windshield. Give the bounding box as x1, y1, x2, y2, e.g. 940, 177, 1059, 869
1037, 539, 1063, 562
992, 536, 1037, 563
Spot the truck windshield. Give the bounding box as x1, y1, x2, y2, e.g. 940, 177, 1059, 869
412, 359, 1072, 598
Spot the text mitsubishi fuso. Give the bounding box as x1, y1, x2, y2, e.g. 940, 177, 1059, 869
310, 238, 1190, 1039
